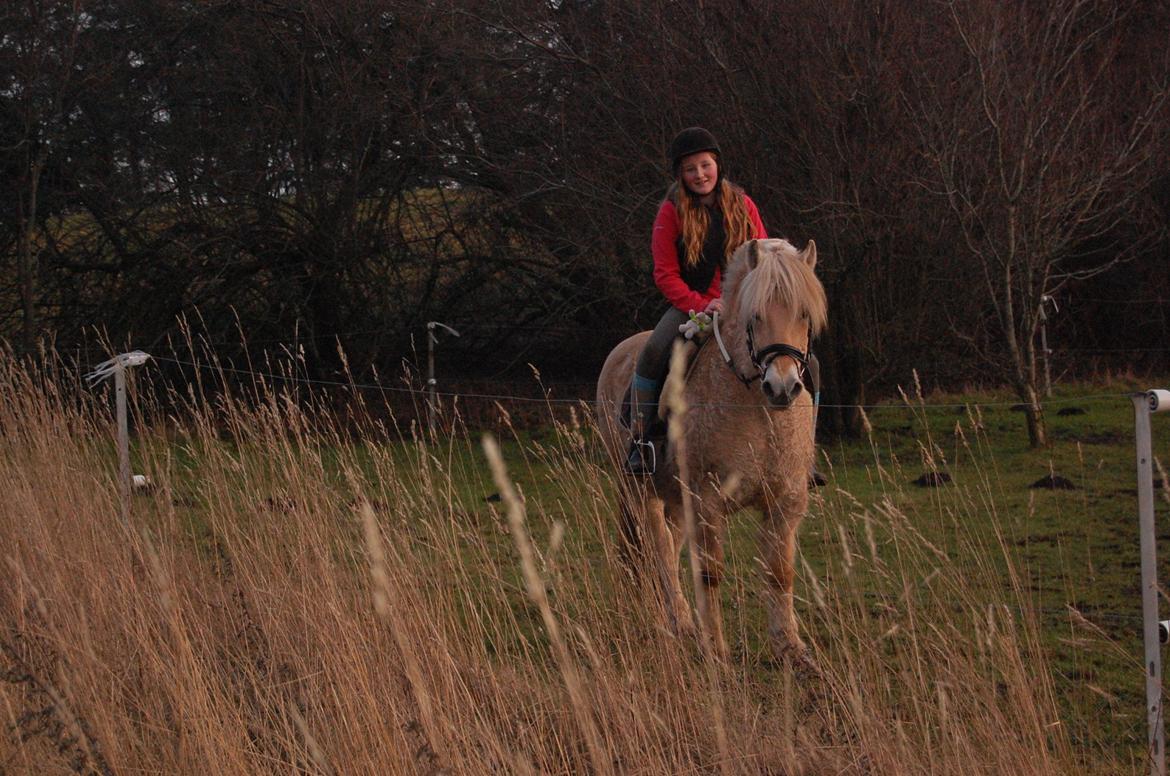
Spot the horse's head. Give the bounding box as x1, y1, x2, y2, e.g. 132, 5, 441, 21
724, 238, 827, 409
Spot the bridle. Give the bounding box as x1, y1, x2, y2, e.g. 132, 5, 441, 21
712, 311, 813, 391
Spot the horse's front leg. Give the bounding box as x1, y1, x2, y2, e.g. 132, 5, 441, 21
760, 495, 816, 673
648, 495, 694, 639
692, 494, 729, 661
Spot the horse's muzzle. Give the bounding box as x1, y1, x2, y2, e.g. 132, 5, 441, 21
762, 376, 803, 409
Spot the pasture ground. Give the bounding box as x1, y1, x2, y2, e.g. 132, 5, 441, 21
1, 356, 1167, 774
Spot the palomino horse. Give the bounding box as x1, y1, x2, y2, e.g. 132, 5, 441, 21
596, 238, 827, 666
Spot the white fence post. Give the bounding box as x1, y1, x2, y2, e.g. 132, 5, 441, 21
1039, 295, 1058, 398
1134, 388, 1170, 776
114, 365, 131, 519
425, 322, 460, 436
87, 351, 152, 525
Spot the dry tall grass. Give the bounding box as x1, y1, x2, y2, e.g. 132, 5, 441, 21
0, 352, 1114, 774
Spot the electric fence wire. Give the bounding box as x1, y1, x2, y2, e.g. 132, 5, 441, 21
143, 349, 1164, 631
123, 356, 1161, 656
149, 354, 1141, 411
160, 320, 1170, 355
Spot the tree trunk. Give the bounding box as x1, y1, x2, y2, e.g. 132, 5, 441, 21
1017, 379, 1048, 448
18, 154, 44, 357
823, 338, 864, 439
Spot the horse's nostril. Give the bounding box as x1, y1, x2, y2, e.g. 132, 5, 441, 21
792, 382, 803, 397
762, 382, 775, 398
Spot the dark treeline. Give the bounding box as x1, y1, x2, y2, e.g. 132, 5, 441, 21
3, 0, 1169, 442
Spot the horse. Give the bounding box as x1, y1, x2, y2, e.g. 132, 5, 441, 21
595, 238, 827, 667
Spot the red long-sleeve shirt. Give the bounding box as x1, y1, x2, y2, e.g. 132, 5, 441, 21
651, 194, 767, 313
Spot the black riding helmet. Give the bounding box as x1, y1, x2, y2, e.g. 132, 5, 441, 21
669, 127, 721, 176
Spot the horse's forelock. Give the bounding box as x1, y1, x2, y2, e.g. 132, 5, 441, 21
729, 239, 827, 334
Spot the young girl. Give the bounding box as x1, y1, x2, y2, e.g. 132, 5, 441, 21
626, 127, 768, 474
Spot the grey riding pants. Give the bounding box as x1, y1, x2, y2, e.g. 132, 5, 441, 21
634, 307, 690, 389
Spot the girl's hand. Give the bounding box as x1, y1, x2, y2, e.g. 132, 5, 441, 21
704, 298, 724, 315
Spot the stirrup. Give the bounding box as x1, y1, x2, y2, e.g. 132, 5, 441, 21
625, 438, 657, 476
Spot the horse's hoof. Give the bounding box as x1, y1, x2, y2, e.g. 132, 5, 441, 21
791, 649, 822, 681
667, 612, 697, 642
705, 629, 732, 662
771, 643, 822, 680
668, 598, 696, 634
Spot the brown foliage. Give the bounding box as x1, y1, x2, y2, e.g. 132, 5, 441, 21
1, 0, 1167, 436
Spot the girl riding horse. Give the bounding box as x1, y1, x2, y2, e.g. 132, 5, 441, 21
598, 237, 827, 666
627, 127, 821, 478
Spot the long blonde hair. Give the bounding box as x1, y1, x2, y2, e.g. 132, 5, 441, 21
675, 178, 754, 268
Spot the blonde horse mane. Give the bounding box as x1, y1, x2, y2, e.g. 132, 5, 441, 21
724, 239, 827, 335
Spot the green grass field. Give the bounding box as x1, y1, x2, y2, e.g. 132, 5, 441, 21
2, 355, 1168, 774
814, 384, 1164, 762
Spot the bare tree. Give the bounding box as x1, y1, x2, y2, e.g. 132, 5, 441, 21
911, 0, 1169, 446
3, 0, 1168, 402
735, 0, 962, 435
1, 0, 87, 355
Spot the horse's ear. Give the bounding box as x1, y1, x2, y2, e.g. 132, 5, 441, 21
747, 239, 760, 269
801, 239, 817, 269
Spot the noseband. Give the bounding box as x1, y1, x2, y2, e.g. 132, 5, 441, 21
713, 312, 813, 391
747, 320, 812, 385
